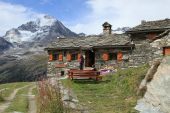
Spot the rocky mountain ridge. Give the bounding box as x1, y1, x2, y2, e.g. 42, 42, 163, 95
112, 27, 130, 34
3, 15, 78, 46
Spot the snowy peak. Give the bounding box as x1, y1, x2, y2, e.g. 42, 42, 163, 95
36, 15, 56, 27
112, 27, 130, 34
3, 15, 78, 45
18, 21, 39, 32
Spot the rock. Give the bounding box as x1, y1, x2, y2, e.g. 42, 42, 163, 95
135, 57, 170, 113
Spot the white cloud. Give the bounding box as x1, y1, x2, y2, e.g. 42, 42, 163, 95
0, 1, 43, 36
68, 0, 170, 35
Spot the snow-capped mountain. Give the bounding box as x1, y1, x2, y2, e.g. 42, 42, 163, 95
3, 15, 78, 45
112, 27, 130, 34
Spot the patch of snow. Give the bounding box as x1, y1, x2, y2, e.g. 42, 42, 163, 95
112, 31, 124, 34
19, 30, 35, 41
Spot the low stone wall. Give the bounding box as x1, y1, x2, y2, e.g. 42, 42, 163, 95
47, 60, 80, 77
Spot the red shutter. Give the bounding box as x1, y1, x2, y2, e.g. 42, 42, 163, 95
102, 53, 109, 61
117, 52, 123, 61
164, 47, 170, 56
49, 54, 53, 61
66, 53, 71, 62
59, 53, 63, 61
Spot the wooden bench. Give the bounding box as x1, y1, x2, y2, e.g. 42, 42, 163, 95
68, 69, 102, 81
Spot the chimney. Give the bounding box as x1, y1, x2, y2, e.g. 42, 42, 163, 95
141, 20, 146, 24
102, 22, 112, 35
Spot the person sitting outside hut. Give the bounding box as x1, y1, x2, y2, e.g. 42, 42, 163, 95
79, 55, 84, 70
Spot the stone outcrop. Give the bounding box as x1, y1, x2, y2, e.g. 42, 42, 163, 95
49, 77, 89, 113
135, 56, 170, 113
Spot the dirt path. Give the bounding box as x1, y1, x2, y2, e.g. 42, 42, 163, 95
28, 85, 37, 113
0, 85, 30, 113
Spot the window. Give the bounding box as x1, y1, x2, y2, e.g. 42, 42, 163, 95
95, 53, 101, 59
109, 53, 117, 60
53, 53, 59, 60
71, 53, 78, 60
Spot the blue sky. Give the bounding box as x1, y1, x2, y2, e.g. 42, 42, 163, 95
1, 0, 90, 23
0, 0, 170, 35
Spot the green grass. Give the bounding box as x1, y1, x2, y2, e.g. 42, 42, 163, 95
5, 84, 32, 113
0, 82, 31, 102
62, 65, 149, 113
32, 86, 38, 95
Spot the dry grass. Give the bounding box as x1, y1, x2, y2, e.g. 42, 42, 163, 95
37, 78, 70, 113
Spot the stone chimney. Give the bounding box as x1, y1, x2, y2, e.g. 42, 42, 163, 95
141, 20, 146, 24
102, 22, 112, 35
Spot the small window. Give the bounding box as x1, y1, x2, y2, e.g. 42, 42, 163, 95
109, 53, 117, 60
53, 53, 59, 60
71, 53, 78, 60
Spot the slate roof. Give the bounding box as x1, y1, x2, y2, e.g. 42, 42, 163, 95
45, 34, 133, 50
127, 19, 170, 33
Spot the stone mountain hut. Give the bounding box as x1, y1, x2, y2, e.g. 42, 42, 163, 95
45, 22, 134, 76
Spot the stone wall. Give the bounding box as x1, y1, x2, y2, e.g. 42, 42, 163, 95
47, 50, 84, 77
128, 35, 165, 67
94, 49, 131, 69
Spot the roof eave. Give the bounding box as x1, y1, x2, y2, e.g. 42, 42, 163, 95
126, 28, 170, 34
44, 47, 92, 51
93, 44, 135, 49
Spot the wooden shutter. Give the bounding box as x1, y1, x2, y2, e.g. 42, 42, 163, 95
59, 53, 63, 61
78, 53, 81, 61
49, 53, 53, 61
117, 52, 123, 61
66, 53, 71, 62
164, 47, 170, 56
102, 53, 109, 61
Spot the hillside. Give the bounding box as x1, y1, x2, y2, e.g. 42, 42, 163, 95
0, 54, 47, 83
62, 65, 149, 113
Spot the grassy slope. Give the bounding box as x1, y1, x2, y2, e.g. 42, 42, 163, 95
62, 65, 149, 113
0, 82, 35, 113
0, 82, 30, 101
5, 85, 32, 113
